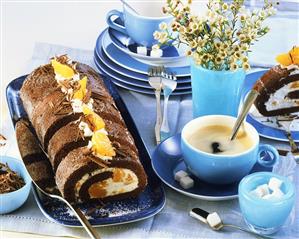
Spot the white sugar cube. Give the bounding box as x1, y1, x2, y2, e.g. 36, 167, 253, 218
207, 212, 222, 229
262, 194, 275, 200
253, 184, 270, 198
271, 188, 284, 199
268, 177, 283, 191
179, 176, 194, 189
174, 170, 188, 182
137, 46, 147, 56
150, 49, 163, 57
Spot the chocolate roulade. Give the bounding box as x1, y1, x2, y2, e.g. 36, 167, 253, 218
254, 66, 299, 116
15, 120, 56, 191
19, 55, 147, 202
56, 147, 147, 203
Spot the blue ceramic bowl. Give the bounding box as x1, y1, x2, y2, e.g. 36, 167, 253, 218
0, 156, 31, 214
239, 172, 295, 235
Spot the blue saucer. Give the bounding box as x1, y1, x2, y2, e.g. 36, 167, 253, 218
96, 30, 191, 77
243, 70, 299, 142
151, 134, 272, 201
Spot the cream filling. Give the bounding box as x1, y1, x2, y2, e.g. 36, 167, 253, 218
266, 81, 299, 111
74, 168, 138, 199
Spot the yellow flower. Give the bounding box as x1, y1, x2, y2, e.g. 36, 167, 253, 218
242, 63, 250, 71
153, 31, 161, 40
230, 63, 238, 71
159, 22, 168, 31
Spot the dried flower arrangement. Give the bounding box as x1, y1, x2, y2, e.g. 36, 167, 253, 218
154, 0, 277, 71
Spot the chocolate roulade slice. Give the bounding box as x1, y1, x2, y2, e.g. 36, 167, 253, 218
15, 120, 56, 191
48, 119, 138, 172
20, 64, 57, 119
55, 147, 147, 203
255, 67, 299, 116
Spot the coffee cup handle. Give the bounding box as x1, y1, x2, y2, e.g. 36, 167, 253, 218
106, 10, 127, 35
257, 144, 279, 167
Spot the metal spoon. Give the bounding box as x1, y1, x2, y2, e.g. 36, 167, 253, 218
120, 0, 139, 14
15, 120, 101, 239
190, 208, 273, 239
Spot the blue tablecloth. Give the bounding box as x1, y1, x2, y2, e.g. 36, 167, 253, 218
0, 42, 298, 239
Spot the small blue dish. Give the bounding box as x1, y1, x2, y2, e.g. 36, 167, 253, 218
0, 156, 31, 214
239, 172, 295, 235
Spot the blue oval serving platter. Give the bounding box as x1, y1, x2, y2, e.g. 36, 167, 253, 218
151, 134, 272, 201
6, 75, 166, 227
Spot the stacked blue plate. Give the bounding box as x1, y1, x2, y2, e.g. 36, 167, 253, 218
94, 20, 192, 95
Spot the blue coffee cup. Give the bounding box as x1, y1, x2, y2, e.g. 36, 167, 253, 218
181, 115, 279, 184
106, 4, 173, 48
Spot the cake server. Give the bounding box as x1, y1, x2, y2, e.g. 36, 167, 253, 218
276, 115, 299, 164
190, 208, 273, 239
15, 120, 101, 239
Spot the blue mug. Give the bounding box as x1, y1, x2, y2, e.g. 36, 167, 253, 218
181, 115, 279, 184
106, 4, 173, 48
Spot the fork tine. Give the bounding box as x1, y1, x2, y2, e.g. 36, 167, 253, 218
148, 67, 152, 76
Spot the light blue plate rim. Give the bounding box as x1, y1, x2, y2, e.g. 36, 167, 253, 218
94, 36, 191, 88
93, 55, 192, 96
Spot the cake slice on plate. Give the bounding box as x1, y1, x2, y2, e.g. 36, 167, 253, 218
254, 46, 299, 117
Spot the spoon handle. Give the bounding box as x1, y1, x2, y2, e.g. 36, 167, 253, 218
63, 203, 100, 239
230, 90, 258, 140
223, 224, 273, 239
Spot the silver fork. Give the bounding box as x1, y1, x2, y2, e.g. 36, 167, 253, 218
276, 115, 299, 163
148, 66, 163, 144
160, 70, 177, 142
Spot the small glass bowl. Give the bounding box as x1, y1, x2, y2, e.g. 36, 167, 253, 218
0, 156, 31, 214
238, 172, 295, 235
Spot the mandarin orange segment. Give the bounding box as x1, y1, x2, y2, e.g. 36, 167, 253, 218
86, 113, 105, 131
73, 76, 87, 100
82, 104, 93, 115
51, 59, 75, 79
91, 131, 115, 157
275, 53, 292, 66
290, 46, 299, 64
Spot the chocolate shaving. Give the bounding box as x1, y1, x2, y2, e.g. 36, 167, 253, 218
0, 134, 7, 147
0, 162, 25, 193
87, 154, 110, 168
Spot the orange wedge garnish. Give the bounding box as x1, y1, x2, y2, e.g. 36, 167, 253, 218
51, 59, 74, 79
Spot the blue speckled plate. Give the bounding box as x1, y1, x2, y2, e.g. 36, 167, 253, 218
151, 134, 272, 201
6, 75, 166, 227
243, 70, 299, 142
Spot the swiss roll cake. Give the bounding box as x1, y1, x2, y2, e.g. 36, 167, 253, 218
19, 55, 147, 203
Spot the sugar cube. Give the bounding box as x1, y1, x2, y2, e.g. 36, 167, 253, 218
262, 194, 275, 200
179, 176, 194, 189
150, 49, 163, 57
253, 184, 270, 198
207, 212, 222, 229
174, 170, 188, 182
268, 177, 283, 191
271, 188, 284, 199
137, 46, 147, 56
